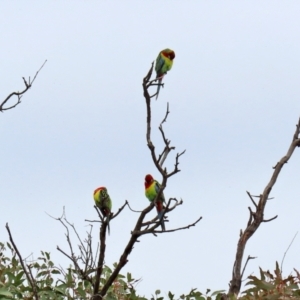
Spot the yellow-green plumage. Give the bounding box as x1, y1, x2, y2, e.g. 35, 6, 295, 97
144, 174, 166, 231
93, 187, 112, 234
155, 48, 175, 99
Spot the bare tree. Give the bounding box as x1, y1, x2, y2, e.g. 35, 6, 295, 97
0, 60, 47, 112
54, 63, 202, 299
227, 118, 300, 297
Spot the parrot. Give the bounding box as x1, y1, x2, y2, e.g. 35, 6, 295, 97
155, 48, 175, 99
144, 174, 166, 231
93, 186, 112, 234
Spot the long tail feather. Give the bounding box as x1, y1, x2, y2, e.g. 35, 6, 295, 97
156, 77, 163, 100
106, 215, 111, 235
157, 210, 166, 231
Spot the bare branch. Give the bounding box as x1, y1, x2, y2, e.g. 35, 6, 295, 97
85, 219, 101, 223
93, 219, 108, 295
167, 150, 186, 177
94, 205, 104, 221
50, 209, 94, 285
160, 102, 170, 125
247, 207, 254, 227
281, 232, 298, 273
111, 200, 128, 220
156, 105, 180, 167
76, 65, 200, 299
127, 202, 145, 213
5, 223, 39, 300
241, 255, 256, 279
246, 191, 258, 208
57, 246, 74, 262
228, 117, 300, 296
0, 60, 47, 112
135, 216, 202, 235
262, 215, 278, 222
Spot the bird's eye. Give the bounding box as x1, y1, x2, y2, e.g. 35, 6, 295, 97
101, 190, 107, 197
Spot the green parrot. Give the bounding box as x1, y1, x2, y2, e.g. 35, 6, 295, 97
144, 174, 166, 231
155, 48, 175, 99
93, 186, 112, 234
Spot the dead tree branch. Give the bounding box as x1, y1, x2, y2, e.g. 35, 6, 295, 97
92, 64, 201, 299
281, 231, 298, 273
142, 63, 187, 217
49, 209, 94, 285
5, 223, 39, 300
111, 200, 128, 219
56, 64, 201, 300
228, 118, 300, 296
53, 201, 128, 296
0, 60, 47, 112
93, 216, 108, 295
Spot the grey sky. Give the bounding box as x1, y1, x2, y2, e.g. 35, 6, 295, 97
1, 1, 300, 297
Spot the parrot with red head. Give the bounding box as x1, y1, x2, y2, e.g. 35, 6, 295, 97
93, 186, 112, 234
155, 48, 175, 99
144, 174, 166, 231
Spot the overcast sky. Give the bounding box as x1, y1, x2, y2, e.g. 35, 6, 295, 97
1, 1, 300, 297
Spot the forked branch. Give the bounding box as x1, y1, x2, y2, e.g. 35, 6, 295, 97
93, 65, 201, 299
5, 223, 39, 300
228, 118, 300, 296
0, 60, 47, 112
58, 65, 201, 300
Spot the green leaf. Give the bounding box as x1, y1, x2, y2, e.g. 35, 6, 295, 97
211, 290, 226, 296
76, 286, 86, 298
37, 270, 49, 277
127, 272, 132, 282
45, 252, 50, 260
259, 267, 265, 281
266, 294, 281, 300
14, 271, 25, 287
155, 289, 161, 295
0, 288, 13, 297
6, 243, 12, 251
5, 272, 14, 284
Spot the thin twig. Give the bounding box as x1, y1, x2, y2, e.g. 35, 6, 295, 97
6, 223, 39, 300
135, 216, 202, 235
246, 191, 258, 208
93, 220, 108, 295
281, 232, 298, 273
111, 200, 128, 219
241, 255, 257, 279
127, 202, 145, 213
262, 215, 278, 222
0, 60, 47, 112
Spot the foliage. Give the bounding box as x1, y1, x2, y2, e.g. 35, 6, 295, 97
0, 242, 142, 300
0, 241, 227, 300
2, 58, 300, 300
241, 262, 300, 300
2, 242, 300, 300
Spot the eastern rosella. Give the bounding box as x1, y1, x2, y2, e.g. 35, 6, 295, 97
93, 187, 112, 234
144, 174, 166, 231
155, 48, 175, 99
